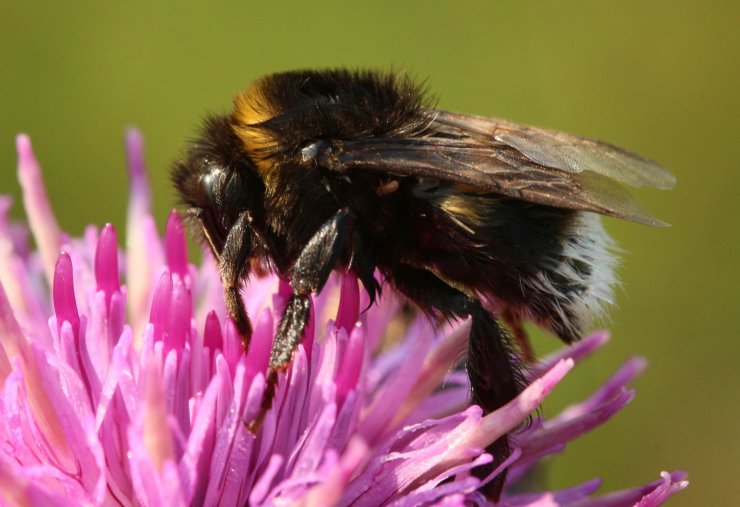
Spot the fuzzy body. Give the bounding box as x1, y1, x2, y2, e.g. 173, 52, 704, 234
173, 70, 616, 343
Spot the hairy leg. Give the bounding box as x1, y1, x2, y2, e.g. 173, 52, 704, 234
219, 211, 253, 342
248, 209, 350, 431
390, 264, 525, 501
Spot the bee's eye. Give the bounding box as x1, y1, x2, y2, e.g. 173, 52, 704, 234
201, 172, 216, 201
200, 166, 225, 205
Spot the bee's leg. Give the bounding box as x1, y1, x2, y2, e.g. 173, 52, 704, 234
218, 212, 252, 346
219, 212, 253, 344
247, 209, 350, 432
390, 264, 524, 502
348, 229, 380, 306
466, 305, 525, 501
246, 294, 311, 432
503, 312, 535, 364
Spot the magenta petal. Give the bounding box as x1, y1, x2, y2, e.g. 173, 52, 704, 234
343, 409, 481, 506
0, 332, 11, 384
245, 308, 273, 380
528, 330, 610, 380
202, 359, 238, 502
0, 461, 78, 507
0, 281, 31, 376
30, 343, 99, 483
222, 319, 244, 373
94, 223, 120, 308
203, 310, 223, 351
141, 356, 176, 470
335, 273, 359, 332
393, 321, 470, 427
553, 357, 646, 424
205, 367, 258, 506
16, 134, 63, 284
519, 391, 634, 472
165, 210, 189, 278
165, 277, 191, 355
388, 451, 496, 507
250, 454, 286, 505
95, 329, 133, 429
288, 387, 337, 477
125, 128, 150, 212
515, 354, 645, 474
335, 323, 365, 405
272, 345, 312, 463
53, 252, 80, 339
507, 477, 602, 505
576, 471, 688, 507
635, 471, 689, 507
124, 128, 155, 336
173, 348, 192, 438
359, 319, 433, 444
179, 374, 222, 505
149, 271, 173, 343
549, 477, 603, 504
300, 437, 368, 507
464, 359, 574, 452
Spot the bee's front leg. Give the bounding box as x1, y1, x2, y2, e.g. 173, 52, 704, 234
218, 211, 253, 344
247, 208, 351, 432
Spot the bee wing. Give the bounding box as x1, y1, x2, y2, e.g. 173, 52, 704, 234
327, 112, 673, 226
434, 111, 676, 190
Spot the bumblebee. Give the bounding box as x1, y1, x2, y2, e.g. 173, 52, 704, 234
172, 69, 673, 499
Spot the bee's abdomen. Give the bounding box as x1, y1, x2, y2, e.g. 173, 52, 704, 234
519, 211, 618, 341
426, 195, 618, 343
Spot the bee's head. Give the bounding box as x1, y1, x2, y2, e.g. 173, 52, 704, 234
173, 70, 428, 255
171, 114, 262, 257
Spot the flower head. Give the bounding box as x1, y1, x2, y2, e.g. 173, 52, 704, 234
0, 131, 686, 506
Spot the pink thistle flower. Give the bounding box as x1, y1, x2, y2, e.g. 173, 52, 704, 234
0, 131, 687, 506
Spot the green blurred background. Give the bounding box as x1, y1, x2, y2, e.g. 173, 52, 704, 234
1, 1, 737, 505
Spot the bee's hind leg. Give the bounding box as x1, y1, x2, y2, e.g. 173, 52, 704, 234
389, 264, 525, 502
503, 312, 535, 364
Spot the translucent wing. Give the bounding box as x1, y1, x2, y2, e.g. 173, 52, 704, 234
434, 111, 676, 190
321, 111, 673, 226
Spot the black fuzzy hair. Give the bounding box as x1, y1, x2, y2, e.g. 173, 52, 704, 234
238, 69, 435, 153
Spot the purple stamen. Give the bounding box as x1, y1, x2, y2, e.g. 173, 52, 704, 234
94, 224, 121, 309
165, 210, 189, 279
53, 252, 80, 339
